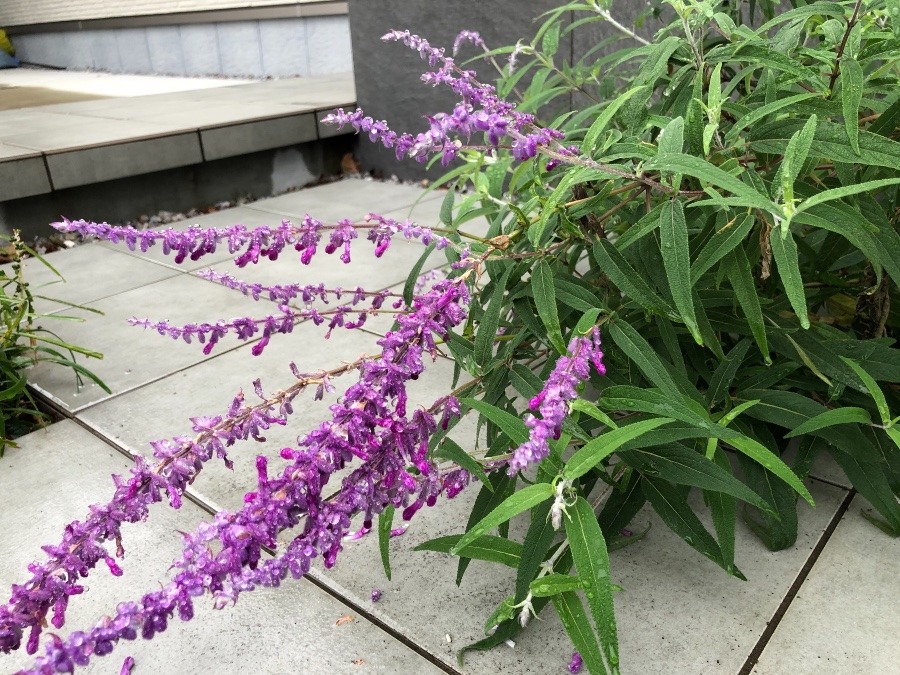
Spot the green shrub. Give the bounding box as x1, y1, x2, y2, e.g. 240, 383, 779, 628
417, 0, 899, 669
0, 231, 108, 454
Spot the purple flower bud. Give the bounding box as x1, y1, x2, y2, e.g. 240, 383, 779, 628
568, 651, 584, 674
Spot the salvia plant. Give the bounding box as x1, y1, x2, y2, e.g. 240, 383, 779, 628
2, 0, 900, 672
0, 232, 108, 455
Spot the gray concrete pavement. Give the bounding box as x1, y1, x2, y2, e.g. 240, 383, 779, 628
0, 179, 897, 674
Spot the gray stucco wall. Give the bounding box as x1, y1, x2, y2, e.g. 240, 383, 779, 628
347, 0, 656, 181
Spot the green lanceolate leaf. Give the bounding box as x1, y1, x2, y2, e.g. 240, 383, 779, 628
726, 433, 814, 506
839, 357, 891, 426
378, 506, 395, 581
462, 398, 528, 446
796, 177, 900, 213
552, 591, 610, 675
839, 57, 863, 155
532, 260, 566, 354
726, 247, 769, 360
642, 476, 730, 572
564, 418, 675, 480
724, 92, 821, 143
624, 444, 772, 513
608, 319, 680, 397
439, 188, 454, 227
785, 407, 872, 438
827, 448, 900, 535
516, 500, 557, 602
583, 86, 647, 152
660, 200, 701, 344
565, 496, 620, 673
570, 399, 619, 429
475, 266, 513, 368
645, 154, 779, 213
705, 448, 738, 575
529, 573, 583, 597
691, 213, 754, 284
770, 229, 809, 329
450, 483, 555, 555
751, 119, 900, 171
403, 242, 436, 306
414, 534, 523, 567
592, 240, 677, 318
780, 115, 817, 211
706, 338, 752, 407
542, 20, 561, 57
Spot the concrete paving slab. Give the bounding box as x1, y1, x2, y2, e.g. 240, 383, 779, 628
5, 117, 189, 153
246, 179, 444, 222
311, 479, 848, 673
26, 273, 265, 410
0, 421, 444, 675
0, 67, 251, 97
751, 494, 900, 675
0, 155, 51, 201
47, 132, 204, 190
200, 113, 318, 160
13, 243, 180, 314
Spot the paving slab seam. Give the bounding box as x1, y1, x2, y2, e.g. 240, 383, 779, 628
736, 487, 856, 675
26, 384, 464, 674
302, 569, 462, 675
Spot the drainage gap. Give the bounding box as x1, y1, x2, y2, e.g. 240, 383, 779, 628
738, 488, 855, 674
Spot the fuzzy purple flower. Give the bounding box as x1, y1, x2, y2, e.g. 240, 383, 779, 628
508, 328, 605, 474
10, 266, 476, 670
53, 212, 444, 268
568, 651, 584, 674
321, 30, 563, 166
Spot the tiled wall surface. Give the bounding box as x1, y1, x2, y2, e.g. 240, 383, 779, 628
0, 0, 320, 26
12, 17, 351, 77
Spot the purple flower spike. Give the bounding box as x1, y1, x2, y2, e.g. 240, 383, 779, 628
508, 327, 605, 474
322, 30, 565, 168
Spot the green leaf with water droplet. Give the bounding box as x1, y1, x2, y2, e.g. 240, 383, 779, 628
839, 357, 890, 426
450, 483, 554, 555
784, 406, 872, 438
552, 591, 610, 675
570, 399, 619, 430
529, 573, 583, 597
642, 475, 736, 574
779, 114, 816, 214
583, 86, 647, 152
726, 433, 814, 506
414, 534, 522, 567
705, 447, 738, 576
706, 338, 752, 407
565, 496, 620, 673
564, 418, 675, 480
433, 437, 493, 490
